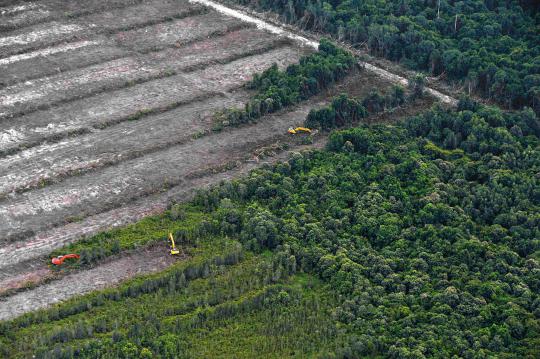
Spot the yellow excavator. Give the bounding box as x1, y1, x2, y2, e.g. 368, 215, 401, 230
288, 127, 311, 135
168, 232, 180, 255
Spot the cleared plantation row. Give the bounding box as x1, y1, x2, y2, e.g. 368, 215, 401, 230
0, 0, 312, 281
0, 68, 428, 276
0, 0, 183, 31
0, 24, 279, 87
0, 1, 228, 86
0, 0, 432, 320
0, 2, 52, 31
0, 12, 250, 117
0, 10, 246, 87
0, 142, 294, 277
0, 45, 304, 155
0, 0, 206, 57
0, 22, 88, 56
0, 90, 251, 196
0, 130, 329, 292
0, 40, 127, 86
0, 63, 308, 243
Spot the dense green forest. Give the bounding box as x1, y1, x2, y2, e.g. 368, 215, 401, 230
3, 98, 538, 358
194, 99, 540, 357
229, 0, 540, 112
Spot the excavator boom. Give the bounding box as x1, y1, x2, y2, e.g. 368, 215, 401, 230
168, 232, 180, 255
51, 253, 80, 265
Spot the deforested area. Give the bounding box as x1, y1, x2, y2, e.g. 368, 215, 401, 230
0, 0, 539, 358
0, 0, 408, 311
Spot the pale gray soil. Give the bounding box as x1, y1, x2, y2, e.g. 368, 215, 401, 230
0, 0, 206, 56
0, 45, 302, 155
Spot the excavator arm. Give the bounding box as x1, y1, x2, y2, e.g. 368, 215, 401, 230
288, 127, 312, 134
51, 253, 80, 265
168, 232, 180, 255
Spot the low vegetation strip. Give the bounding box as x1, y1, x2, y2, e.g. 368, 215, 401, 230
0, 241, 345, 358
49, 204, 205, 265
0, 245, 178, 321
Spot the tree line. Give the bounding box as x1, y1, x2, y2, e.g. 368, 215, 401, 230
0, 242, 341, 358
214, 39, 356, 129
304, 84, 409, 130
2, 98, 538, 357
229, 0, 540, 113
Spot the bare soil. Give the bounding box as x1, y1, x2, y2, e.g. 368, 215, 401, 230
0, 0, 207, 56
0, 244, 181, 321
0, 45, 304, 155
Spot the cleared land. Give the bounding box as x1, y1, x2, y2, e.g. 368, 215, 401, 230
0, 0, 437, 318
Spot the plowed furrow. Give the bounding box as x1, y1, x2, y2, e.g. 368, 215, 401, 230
0, 46, 304, 156
112, 11, 246, 53
0, 39, 129, 87
0, 21, 89, 57
0, 90, 250, 196
0, 0, 209, 32
0, 9, 250, 88
0, 2, 52, 32
0, 79, 311, 244
0, 27, 281, 117
0, 0, 149, 31
0, 0, 205, 57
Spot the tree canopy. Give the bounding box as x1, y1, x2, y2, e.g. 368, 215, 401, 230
232, 0, 540, 113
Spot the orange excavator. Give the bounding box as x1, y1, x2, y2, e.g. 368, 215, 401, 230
51, 254, 80, 265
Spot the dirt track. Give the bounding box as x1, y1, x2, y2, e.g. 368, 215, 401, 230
0, 0, 441, 319
0, 245, 180, 321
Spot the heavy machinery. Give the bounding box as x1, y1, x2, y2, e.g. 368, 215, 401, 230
168, 232, 180, 255
51, 253, 80, 265
288, 127, 311, 135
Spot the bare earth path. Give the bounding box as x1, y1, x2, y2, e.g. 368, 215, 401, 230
0, 0, 453, 320
0, 245, 179, 321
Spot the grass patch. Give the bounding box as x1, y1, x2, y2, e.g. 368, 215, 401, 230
50, 203, 205, 268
